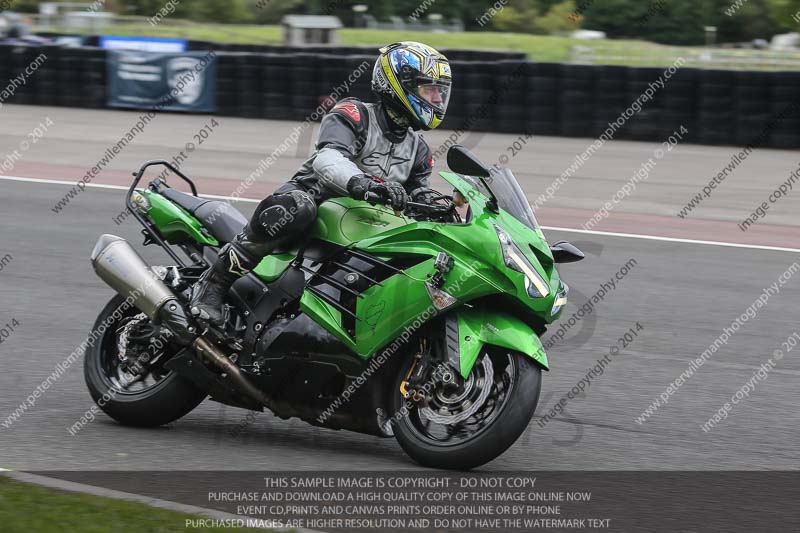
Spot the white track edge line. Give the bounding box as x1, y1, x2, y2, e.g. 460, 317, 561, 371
0, 175, 260, 202
539, 226, 800, 253
2, 175, 798, 253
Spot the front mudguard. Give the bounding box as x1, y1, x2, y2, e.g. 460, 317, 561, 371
445, 308, 549, 379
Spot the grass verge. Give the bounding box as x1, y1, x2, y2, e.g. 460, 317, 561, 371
0, 477, 280, 533
32, 22, 800, 69
33, 23, 623, 62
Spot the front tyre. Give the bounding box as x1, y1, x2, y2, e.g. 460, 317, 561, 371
392, 350, 541, 470
84, 295, 207, 428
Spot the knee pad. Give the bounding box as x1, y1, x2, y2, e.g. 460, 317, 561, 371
287, 190, 318, 228
249, 190, 317, 242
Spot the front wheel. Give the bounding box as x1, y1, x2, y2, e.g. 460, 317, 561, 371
84, 295, 207, 428
391, 350, 542, 470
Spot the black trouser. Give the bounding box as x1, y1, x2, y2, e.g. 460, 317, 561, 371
190, 182, 321, 324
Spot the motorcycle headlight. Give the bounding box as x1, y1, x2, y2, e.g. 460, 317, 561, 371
495, 226, 550, 298
551, 282, 568, 315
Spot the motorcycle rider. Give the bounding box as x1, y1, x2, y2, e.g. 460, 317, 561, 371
190, 41, 453, 325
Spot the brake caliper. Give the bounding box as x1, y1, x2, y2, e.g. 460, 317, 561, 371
400, 339, 434, 403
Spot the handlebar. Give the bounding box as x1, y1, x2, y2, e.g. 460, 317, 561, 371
364, 191, 453, 218
407, 201, 443, 211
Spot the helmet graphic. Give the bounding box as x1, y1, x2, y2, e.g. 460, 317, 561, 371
371, 41, 452, 130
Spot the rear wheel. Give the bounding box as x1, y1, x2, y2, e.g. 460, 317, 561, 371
391, 349, 542, 470
84, 295, 207, 428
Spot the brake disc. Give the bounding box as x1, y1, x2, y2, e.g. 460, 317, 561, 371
420, 355, 495, 425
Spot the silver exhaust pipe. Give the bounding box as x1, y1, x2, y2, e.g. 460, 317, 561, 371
90, 234, 197, 344
90, 235, 267, 405
91, 234, 176, 320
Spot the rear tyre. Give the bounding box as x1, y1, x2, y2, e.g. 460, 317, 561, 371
392, 350, 542, 470
84, 295, 207, 428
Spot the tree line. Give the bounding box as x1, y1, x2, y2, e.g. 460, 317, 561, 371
7, 0, 800, 45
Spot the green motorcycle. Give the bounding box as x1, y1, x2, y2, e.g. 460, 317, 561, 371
87, 145, 583, 470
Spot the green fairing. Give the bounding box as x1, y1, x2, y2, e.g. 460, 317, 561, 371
456, 308, 549, 378
141, 189, 218, 247
297, 173, 559, 376
253, 253, 297, 282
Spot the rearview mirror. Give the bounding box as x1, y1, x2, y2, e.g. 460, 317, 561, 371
550, 241, 585, 263
447, 145, 492, 178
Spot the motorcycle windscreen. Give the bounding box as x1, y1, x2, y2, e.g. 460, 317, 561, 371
488, 168, 541, 231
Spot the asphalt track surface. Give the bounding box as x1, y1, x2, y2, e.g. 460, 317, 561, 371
0, 105, 798, 472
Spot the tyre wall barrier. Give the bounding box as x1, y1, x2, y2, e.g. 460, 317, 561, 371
0, 44, 106, 110
1, 44, 798, 148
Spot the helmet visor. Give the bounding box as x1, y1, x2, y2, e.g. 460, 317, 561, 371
413, 79, 451, 115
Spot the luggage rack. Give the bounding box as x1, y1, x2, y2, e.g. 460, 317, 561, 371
126, 159, 202, 269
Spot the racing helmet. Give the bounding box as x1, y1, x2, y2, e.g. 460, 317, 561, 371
372, 41, 452, 130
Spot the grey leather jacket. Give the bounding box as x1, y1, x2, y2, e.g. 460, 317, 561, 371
292, 99, 433, 203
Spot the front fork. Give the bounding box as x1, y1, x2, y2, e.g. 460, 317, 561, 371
399, 336, 459, 405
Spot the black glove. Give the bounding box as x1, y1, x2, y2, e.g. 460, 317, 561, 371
347, 175, 408, 212
409, 187, 439, 205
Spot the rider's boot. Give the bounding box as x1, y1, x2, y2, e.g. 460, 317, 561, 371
190, 228, 272, 327
190, 188, 317, 327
